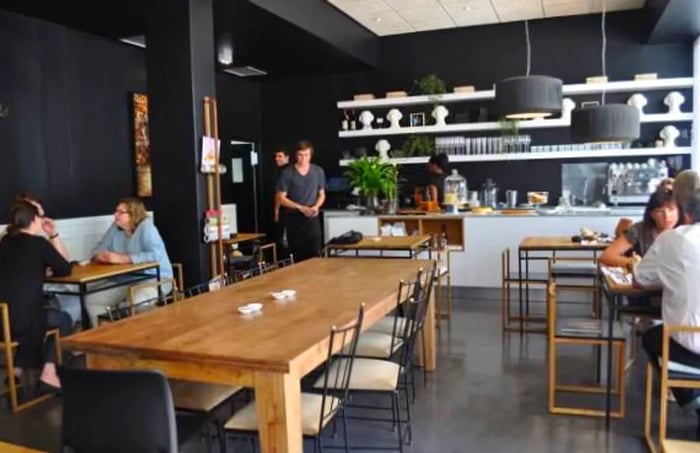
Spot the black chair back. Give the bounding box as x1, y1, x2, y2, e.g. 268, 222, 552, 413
182, 275, 230, 298
59, 367, 178, 453
317, 305, 365, 435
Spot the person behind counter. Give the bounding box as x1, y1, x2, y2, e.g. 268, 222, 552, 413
600, 189, 680, 269
425, 153, 449, 204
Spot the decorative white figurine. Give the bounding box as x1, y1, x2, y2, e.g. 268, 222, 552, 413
664, 91, 685, 114
660, 125, 680, 147
627, 93, 648, 114
561, 98, 576, 120
386, 109, 403, 129
359, 110, 374, 130
375, 139, 391, 161
431, 105, 449, 126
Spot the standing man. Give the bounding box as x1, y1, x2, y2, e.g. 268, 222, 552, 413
272, 147, 291, 257
276, 140, 326, 262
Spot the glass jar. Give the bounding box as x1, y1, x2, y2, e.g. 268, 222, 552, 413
480, 178, 499, 208
444, 169, 468, 211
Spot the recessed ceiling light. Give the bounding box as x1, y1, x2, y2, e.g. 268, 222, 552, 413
462, 6, 472, 11
374, 17, 382, 22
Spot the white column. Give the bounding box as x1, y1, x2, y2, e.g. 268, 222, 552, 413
693, 35, 700, 171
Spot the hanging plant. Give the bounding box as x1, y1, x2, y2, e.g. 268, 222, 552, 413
413, 74, 447, 96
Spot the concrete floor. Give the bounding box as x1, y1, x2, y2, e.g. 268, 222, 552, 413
1, 289, 698, 452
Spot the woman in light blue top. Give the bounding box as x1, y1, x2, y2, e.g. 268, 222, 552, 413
84, 197, 173, 326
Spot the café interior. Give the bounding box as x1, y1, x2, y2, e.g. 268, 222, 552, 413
1, 0, 700, 452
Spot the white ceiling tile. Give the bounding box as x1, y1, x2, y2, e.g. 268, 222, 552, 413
327, 0, 645, 36
491, 0, 544, 22
543, 1, 592, 17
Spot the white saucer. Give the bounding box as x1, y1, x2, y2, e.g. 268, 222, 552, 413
271, 290, 296, 300
238, 302, 263, 314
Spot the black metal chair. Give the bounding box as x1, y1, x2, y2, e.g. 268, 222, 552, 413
316, 271, 432, 452
224, 305, 365, 453
59, 367, 181, 453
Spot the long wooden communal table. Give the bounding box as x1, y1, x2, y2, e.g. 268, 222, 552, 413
62, 258, 435, 453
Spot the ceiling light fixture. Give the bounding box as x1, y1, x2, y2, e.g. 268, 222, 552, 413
217, 32, 234, 66
570, 0, 639, 143
495, 21, 563, 119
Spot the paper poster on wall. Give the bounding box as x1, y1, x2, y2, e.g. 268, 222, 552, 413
130, 93, 152, 197
231, 158, 244, 183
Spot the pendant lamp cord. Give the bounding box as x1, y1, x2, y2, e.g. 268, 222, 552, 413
525, 20, 531, 77
601, 0, 607, 105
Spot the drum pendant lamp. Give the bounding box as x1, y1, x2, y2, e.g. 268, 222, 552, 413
570, 0, 640, 143
495, 21, 563, 119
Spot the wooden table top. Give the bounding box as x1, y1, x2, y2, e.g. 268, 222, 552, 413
0, 441, 45, 453
45, 262, 159, 284
520, 236, 610, 251
62, 258, 429, 374
222, 232, 266, 245
327, 235, 431, 251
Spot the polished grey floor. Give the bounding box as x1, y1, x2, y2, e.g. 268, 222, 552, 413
1, 290, 698, 452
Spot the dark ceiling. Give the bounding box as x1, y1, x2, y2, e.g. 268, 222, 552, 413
0, 0, 375, 76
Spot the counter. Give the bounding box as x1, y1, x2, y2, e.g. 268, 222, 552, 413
323, 209, 643, 288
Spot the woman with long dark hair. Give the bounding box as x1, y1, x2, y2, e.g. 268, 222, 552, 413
600, 189, 680, 268
0, 200, 72, 390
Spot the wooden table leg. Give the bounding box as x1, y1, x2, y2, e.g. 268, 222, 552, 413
254, 371, 303, 453
416, 287, 437, 371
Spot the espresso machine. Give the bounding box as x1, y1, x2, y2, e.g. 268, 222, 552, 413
606, 159, 668, 205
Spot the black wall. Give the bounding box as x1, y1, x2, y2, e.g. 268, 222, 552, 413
0, 10, 262, 223
260, 10, 694, 208
0, 10, 145, 220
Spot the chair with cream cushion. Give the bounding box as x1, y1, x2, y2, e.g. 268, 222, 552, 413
362, 272, 424, 358
224, 305, 365, 452
313, 287, 430, 452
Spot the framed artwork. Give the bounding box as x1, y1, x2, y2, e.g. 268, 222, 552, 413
131, 93, 152, 197
410, 112, 425, 127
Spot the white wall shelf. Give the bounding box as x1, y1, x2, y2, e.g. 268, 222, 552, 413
338, 147, 691, 166
337, 77, 694, 109
338, 112, 693, 138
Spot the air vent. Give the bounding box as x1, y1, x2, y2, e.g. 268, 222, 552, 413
223, 66, 268, 77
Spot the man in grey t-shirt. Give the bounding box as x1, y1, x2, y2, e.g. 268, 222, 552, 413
276, 140, 326, 261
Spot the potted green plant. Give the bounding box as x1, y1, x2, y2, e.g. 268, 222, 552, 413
344, 157, 398, 213
402, 135, 435, 157
413, 73, 447, 97
498, 118, 520, 153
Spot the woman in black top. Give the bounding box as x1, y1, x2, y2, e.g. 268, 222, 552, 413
0, 201, 71, 389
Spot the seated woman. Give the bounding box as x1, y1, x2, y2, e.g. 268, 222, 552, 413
600, 189, 680, 269
0, 201, 72, 390
85, 197, 173, 326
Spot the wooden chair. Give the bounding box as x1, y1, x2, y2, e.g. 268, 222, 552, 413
501, 248, 549, 333
257, 242, 277, 271
644, 324, 700, 453
0, 441, 44, 452
550, 254, 601, 319
171, 262, 184, 293
547, 282, 627, 418
0, 302, 61, 413
661, 439, 700, 453
430, 247, 452, 323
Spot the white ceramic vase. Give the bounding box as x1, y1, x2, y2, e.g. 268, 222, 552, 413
375, 139, 391, 161
359, 110, 374, 130
386, 109, 403, 129
660, 125, 680, 147
664, 91, 685, 114
627, 93, 648, 115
